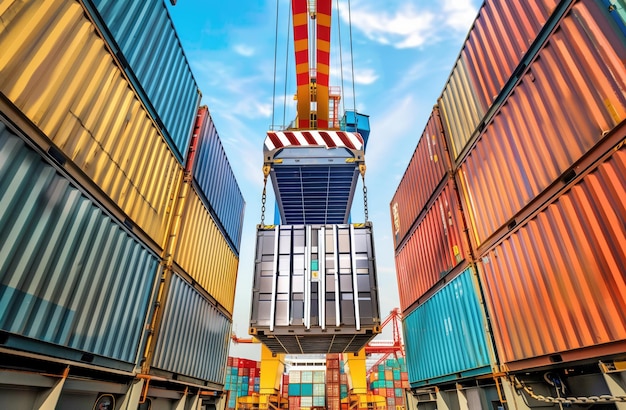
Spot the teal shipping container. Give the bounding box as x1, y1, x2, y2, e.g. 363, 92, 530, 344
403, 266, 494, 387
82, 0, 201, 165
0, 119, 159, 370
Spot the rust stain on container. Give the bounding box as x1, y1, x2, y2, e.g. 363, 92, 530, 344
394, 178, 470, 312
478, 144, 626, 369
174, 183, 239, 315
458, 0, 626, 248
390, 107, 451, 251
0, 0, 183, 250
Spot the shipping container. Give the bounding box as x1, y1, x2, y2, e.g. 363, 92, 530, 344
403, 266, 493, 387
0, 119, 159, 369
82, 0, 201, 165
0, 0, 184, 251
457, 0, 626, 249
174, 183, 240, 315
394, 178, 470, 312
151, 270, 232, 384
264, 130, 365, 224
250, 223, 381, 354
193, 106, 245, 255
390, 107, 451, 250
477, 141, 626, 371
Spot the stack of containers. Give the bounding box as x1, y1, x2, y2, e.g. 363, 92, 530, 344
368, 359, 409, 408
288, 369, 326, 409
224, 358, 261, 410
326, 354, 342, 410
0, 0, 245, 401
394, 0, 626, 397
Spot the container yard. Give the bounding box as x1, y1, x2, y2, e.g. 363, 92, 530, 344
1, 0, 625, 409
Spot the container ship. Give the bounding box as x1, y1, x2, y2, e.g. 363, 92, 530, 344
1, 0, 625, 409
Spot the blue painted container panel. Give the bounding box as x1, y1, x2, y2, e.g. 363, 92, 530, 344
152, 271, 231, 384
0, 121, 159, 365
85, 0, 200, 165
193, 108, 245, 254
342, 111, 371, 150
403, 266, 492, 387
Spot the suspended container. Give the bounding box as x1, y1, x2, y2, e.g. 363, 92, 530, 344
457, 0, 626, 250
82, 0, 201, 165
477, 137, 626, 372
192, 106, 245, 255
390, 106, 451, 250
174, 183, 240, 316
0, 120, 159, 370
264, 130, 365, 224
0, 0, 184, 252
150, 270, 231, 386
249, 223, 381, 354
403, 266, 494, 387
394, 178, 471, 313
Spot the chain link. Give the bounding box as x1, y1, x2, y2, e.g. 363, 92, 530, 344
517, 378, 626, 405
362, 174, 369, 222
261, 174, 268, 226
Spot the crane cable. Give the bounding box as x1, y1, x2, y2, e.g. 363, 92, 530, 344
270, 0, 280, 130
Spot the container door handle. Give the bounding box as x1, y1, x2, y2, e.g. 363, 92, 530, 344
350, 224, 361, 330
269, 225, 279, 332
319, 227, 326, 330
334, 225, 340, 327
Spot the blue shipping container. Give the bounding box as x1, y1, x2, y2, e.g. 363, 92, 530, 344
193, 107, 245, 254
403, 266, 493, 387
83, 0, 200, 165
0, 120, 159, 367
152, 271, 232, 383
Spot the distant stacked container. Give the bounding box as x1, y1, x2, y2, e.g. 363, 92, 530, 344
288, 369, 326, 409
0, 0, 244, 398
368, 358, 409, 408
326, 354, 342, 410
224, 357, 261, 410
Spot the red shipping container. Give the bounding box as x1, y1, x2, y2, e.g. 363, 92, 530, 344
227, 357, 234, 367
458, 0, 626, 250
289, 397, 300, 408
393, 380, 401, 388
391, 107, 451, 250
387, 388, 395, 398
396, 396, 405, 405
395, 178, 470, 311
372, 388, 379, 396
478, 140, 626, 370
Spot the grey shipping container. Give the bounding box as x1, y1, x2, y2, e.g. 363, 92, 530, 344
0, 118, 159, 369
249, 223, 381, 354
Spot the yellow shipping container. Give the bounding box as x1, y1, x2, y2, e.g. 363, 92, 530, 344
175, 184, 239, 315
0, 0, 183, 250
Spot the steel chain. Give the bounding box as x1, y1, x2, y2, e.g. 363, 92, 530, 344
261, 175, 268, 226
518, 379, 626, 405
362, 175, 369, 222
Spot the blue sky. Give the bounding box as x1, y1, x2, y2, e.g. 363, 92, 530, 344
166, 0, 482, 360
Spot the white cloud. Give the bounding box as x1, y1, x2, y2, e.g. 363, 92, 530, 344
443, 0, 479, 32
234, 44, 255, 57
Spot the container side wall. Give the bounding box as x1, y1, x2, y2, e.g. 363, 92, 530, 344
194, 108, 245, 255
152, 272, 231, 384
174, 184, 239, 315
0, 0, 184, 250
0, 121, 159, 364
478, 145, 626, 368
390, 107, 451, 250
85, 0, 200, 164
403, 267, 492, 386
394, 179, 469, 312
459, 0, 626, 248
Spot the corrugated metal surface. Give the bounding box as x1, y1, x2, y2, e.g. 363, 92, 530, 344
174, 184, 239, 315
152, 271, 231, 384
193, 106, 245, 255
84, 0, 200, 165
390, 107, 451, 250
438, 56, 485, 162
394, 178, 470, 312
478, 144, 626, 369
250, 223, 381, 354
0, 0, 184, 250
403, 267, 492, 387
458, 0, 626, 248
0, 120, 159, 364
464, 0, 557, 110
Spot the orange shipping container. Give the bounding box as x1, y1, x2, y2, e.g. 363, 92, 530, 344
390, 107, 451, 250
477, 139, 626, 371
458, 0, 626, 250
394, 178, 470, 312
174, 184, 239, 315
0, 0, 184, 251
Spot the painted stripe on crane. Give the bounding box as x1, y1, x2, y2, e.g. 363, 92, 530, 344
264, 131, 364, 151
